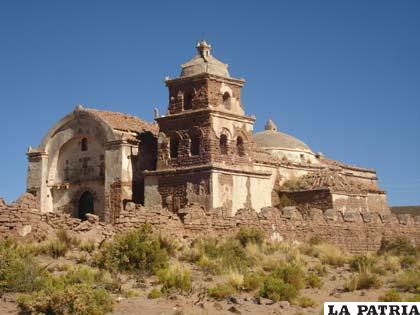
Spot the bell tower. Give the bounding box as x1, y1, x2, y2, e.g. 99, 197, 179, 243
144, 42, 271, 214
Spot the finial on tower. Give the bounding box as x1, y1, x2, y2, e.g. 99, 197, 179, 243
196, 40, 211, 60
265, 119, 277, 131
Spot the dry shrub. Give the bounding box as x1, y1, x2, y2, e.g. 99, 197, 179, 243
225, 270, 244, 291
43, 239, 69, 258
297, 296, 316, 308
157, 264, 192, 293
378, 255, 401, 273
306, 273, 323, 289
379, 290, 402, 302
235, 227, 265, 247
350, 254, 375, 273
208, 283, 236, 300
188, 237, 251, 274
242, 272, 264, 291
79, 240, 95, 253
344, 272, 382, 291
17, 284, 113, 315
379, 237, 417, 256
147, 287, 162, 299
310, 243, 347, 267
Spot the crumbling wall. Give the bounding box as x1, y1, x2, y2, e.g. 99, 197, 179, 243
278, 189, 333, 214
157, 173, 211, 212
1, 194, 419, 253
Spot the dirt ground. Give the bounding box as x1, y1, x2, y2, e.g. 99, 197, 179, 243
0, 261, 399, 315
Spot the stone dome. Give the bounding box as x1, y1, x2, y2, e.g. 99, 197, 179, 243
180, 41, 230, 78
253, 120, 313, 153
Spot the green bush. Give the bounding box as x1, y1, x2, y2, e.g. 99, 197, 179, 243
94, 225, 168, 274
344, 272, 381, 291
61, 265, 119, 292
0, 240, 49, 293
306, 273, 323, 289
395, 270, 420, 293
350, 255, 375, 273
242, 272, 265, 291
270, 263, 305, 290
259, 276, 297, 302
379, 237, 417, 256
157, 265, 192, 293
196, 255, 222, 274
235, 227, 264, 247
191, 237, 251, 274
297, 296, 316, 308
17, 284, 113, 315
379, 290, 402, 302
401, 255, 417, 268
313, 263, 327, 276
208, 283, 236, 300
147, 288, 162, 299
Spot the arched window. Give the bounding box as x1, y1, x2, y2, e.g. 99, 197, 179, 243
81, 138, 88, 151
184, 92, 192, 110
222, 92, 231, 109
237, 136, 245, 157
220, 134, 228, 155
170, 134, 179, 158
190, 134, 201, 156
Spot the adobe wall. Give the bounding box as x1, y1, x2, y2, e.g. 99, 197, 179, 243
279, 189, 333, 213
1, 193, 419, 253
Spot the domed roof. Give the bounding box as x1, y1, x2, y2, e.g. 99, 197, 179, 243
253, 120, 313, 153
180, 41, 230, 78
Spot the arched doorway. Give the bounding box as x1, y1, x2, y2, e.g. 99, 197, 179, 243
78, 191, 94, 221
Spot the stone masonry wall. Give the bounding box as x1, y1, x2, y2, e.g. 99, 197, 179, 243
1, 193, 419, 253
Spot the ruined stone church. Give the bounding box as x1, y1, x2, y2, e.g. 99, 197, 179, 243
26, 41, 389, 222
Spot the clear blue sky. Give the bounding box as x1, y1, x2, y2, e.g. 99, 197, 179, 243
0, 1, 419, 206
